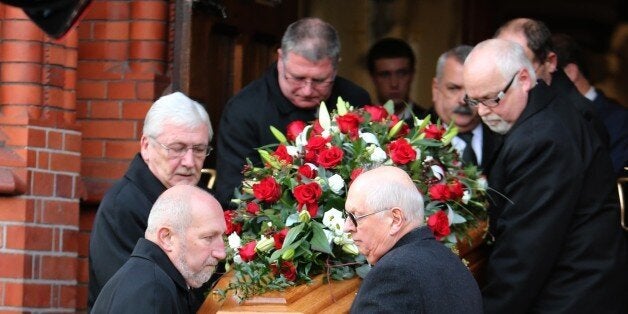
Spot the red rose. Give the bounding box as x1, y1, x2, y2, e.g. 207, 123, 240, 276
270, 261, 297, 281
286, 120, 306, 142
224, 210, 242, 235
364, 105, 388, 122
336, 113, 363, 139
273, 144, 293, 164
387, 138, 417, 165
350, 167, 364, 182
239, 241, 257, 262
388, 115, 410, 138
246, 202, 260, 215
317, 146, 344, 168
429, 183, 451, 201
427, 210, 451, 241
305, 202, 319, 217
253, 177, 282, 203
304, 150, 317, 163
424, 124, 445, 140
312, 120, 324, 135
448, 180, 464, 200
293, 182, 322, 205
298, 164, 317, 180
305, 135, 329, 152
273, 228, 289, 249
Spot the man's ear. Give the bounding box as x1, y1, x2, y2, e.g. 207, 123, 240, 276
157, 227, 175, 252
545, 51, 558, 74
431, 77, 440, 103
388, 207, 405, 235
140, 135, 150, 161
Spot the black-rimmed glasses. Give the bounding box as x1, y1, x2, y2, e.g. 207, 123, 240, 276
464, 71, 518, 108
345, 208, 391, 227
150, 137, 212, 159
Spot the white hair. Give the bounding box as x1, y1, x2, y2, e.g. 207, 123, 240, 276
142, 92, 213, 140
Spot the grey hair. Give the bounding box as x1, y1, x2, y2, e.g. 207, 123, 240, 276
435, 45, 473, 80
145, 186, 207, 237
281, 17, 341, 68
142, 92, 213, 140
359, 167, 424, 223
476, 39, 537, 84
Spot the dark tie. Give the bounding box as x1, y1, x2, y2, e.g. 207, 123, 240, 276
458, 132, 478, 166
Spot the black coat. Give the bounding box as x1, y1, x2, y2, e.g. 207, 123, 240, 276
88, 154, 166, 310
350, 227, 483, 314
482, 81, 628, 313
591, 89, 628, 175
215, 63, 371, 207
91, 238, 195, 313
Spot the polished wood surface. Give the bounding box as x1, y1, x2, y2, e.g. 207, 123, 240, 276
199, 222, 487, 313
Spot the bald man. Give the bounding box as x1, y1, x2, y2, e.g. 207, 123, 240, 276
464, 38, 627, 313
345, 166, 481, 313
92, 185, 227, 313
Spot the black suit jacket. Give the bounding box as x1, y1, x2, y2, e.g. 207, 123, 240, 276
350, 227, 482, 313
215, 63, 371, 208
482, 81, 628, 313
91, 238, 195, 313
592, 90, 628, 175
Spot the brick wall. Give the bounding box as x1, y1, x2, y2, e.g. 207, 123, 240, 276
0, 0, 173, 312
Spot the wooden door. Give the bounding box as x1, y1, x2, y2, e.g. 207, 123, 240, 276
173, 0, 301, 169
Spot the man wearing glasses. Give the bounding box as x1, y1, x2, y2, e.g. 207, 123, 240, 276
344, 166, 482, 313
88, 92, 214, 311
215, 17, 370, 208
464, 39, 627, 313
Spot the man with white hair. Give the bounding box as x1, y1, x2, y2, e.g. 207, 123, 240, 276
464, 38, 627, 313
92, 185, 226, 313
344, 166, 482, 313
88, 92, 213, 310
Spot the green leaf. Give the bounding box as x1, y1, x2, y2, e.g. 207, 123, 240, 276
270, 125, 287, 144
336, 96, 348, 115
383, 100, 395, 114
282, 222, 305, 248
310, 221, 333, 255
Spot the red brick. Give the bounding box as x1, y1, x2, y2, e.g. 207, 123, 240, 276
81, 159, 129, 179
85, 1, 130, 20
136, 81, 156, 100
59, 285, 76, 308
45, 45, 67, 66
43, 66, 65, 88
55, 174, 75, 198
62, 229, 78, 253
107, 81, 136, 100
78, 41, 129, 60
4, 282, 51, 307
43, 200, 78, 225
131, 1, 168, 20
93, 21, 129, 40
1, 20, 44, 41
77, 21, 93, 39
0, 63, 42, 83
43, 87, 64, 109
5, 225, 53, 250
37, 150, 50, 169
47, 130, 63, 149
65, 132, 82, 152
130, 21, 166, 40
105, 140, 140, 159
1, 84, 43, 106
81, 139, 104, 158
127, 61, 166, 78
50, 152, 81, 173
0, 253, 32, 278
0, 104, 30, 125
27, 127, 46, 148
122, 101, 151, 119
129, 41, 166, 60
64, 68, 77, 90
79, 207, 96, 231
90, 100, 122, 118
81, 120, 137, 139
77, 257, 89, 282
3, 5, 29, 19
32, 171, 54, 196
40, 256, 77, 280
76, 81, 107, 99
64, 47, 78, 68
76, 284, 88, 311
77, 61, 124, 80
1, 41, 43, 62
0, 226, 3, 248
0, 198, 34, 222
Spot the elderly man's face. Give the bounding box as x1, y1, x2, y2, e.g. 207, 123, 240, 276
370, 57, 414, 106
173, 203, 226, 288
141, 123, 209, 188
432, 56, 480, 133
277, 51, 336, 109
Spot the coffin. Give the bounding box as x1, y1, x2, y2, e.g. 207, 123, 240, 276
198, 222, 487, 314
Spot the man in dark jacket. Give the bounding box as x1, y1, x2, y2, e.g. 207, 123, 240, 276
345, 166, 482, 313
215, 17, 370, 208
464, 38, 627, 313
92, 185, 226, 313
88, 92, 213, 310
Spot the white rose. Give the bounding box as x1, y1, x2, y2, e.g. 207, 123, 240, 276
323, 207, 345, 231
328, 174, 345, 195
227, 232, 241, 249
369, 146, 387, 163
